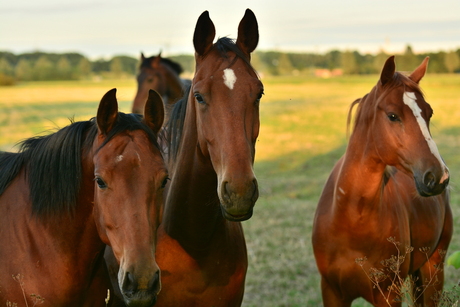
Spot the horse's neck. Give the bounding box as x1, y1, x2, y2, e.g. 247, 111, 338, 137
163, 126, 223, 249
164, 66, 184, 101
333, 132, 387, 214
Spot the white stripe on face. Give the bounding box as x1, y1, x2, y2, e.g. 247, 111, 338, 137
403, 92, 449, 183
223, 68, 237, 90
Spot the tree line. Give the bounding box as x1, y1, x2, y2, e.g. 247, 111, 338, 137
0, 45, 459, 85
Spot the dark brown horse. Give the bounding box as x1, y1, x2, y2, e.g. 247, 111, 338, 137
0, 89, 167, 306
312, 56, 452, 306
132, 52, 189, 121
155, 9, 262, 306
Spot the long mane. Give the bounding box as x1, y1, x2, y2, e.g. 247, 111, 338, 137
163, 37, 258, 162
0, 113, 160, 217
141, 56, 184, 75
347, 71, 425, 135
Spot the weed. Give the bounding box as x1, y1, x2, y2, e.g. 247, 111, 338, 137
355, 237, 455, 306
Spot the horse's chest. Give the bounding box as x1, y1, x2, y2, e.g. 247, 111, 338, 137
156, 231, 246, 306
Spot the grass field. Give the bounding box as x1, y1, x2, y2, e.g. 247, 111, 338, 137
1, 74, 460, 306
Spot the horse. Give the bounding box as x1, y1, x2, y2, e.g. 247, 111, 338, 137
154, 9, 262, 306
0, 89, 168, 306
312, 56, 452, 307
132, 52, 190, 121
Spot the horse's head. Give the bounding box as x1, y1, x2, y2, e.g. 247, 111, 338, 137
362, 56, 449, 196
93, 89, 167, 305
190, 10, 263, 221
133, 53, 168, 114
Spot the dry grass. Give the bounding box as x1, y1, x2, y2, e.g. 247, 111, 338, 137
1, 74, 460, 306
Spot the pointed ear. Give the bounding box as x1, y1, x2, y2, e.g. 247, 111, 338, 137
409, 57, 429, 84
380, 56, 396, 86
141, 52, 145, 61
143, 89, 165, 135
193, 11, 216, 56
236, 9, 259, 56
97, 88, 119, 135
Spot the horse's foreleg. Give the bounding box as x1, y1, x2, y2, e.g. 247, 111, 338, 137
320, 277, 352, 307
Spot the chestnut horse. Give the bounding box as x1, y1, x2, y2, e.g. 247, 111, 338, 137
0, 89, 167, 306
312, 56, 452, 306
156, 9, 262, 306
132, 52, 190, 120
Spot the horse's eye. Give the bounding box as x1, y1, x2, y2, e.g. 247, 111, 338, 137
194, 93, 205, 104
388, 113, 400, 122
161, 177, 170, 189
95, 177, 108, 189
255, 90, 264, 105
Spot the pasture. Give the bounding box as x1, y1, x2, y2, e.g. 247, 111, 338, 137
1, 74, 459, 306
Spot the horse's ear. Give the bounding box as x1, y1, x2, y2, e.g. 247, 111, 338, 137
380, 56, 396, 86
97, 88, 119, 135
143, 89, 165, 135
193, 11, 216, 56
236, 9, 259, 56
409, 57, 429, 84
141, 52, 145, 61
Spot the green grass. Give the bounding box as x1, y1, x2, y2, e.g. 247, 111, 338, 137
1, 74, 460, 306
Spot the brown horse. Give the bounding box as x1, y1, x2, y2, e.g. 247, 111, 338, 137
312, 56, 452, 306
132, 52, 189, 121
154, 9, 262, 306
0, 89, 167, 306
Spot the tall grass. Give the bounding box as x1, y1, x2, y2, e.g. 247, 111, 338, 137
0, 74, 459, 306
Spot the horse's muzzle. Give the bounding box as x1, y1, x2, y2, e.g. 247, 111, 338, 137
121, 270, 160, 307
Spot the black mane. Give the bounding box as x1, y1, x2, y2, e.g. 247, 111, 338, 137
141, 56, 184, 75
164, 37, 258, 162
0, 113, 160, 218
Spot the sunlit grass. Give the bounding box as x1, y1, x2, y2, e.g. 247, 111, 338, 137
0, 74, 459, 306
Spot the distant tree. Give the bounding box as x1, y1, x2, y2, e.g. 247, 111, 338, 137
14, 58, 33, 81
56, 57, 72, 79
444, 51, 460, 73
0, 57, 14, 76
397, 45, 419, 72
109, 57, 123, 78
34, 55, 54, 80
374, 50, 390, 72
77, 57, 92, 78
277, 52, 294, 75
341, 51, 358, 75
169, 54, 195, 74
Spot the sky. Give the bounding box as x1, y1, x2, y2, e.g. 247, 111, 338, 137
1, 0, 459, 59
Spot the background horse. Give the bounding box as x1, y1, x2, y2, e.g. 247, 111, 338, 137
132, 52, 190, 121
0, 89, 167, 306
312, 56, 452, 306
155, 9, 262, 306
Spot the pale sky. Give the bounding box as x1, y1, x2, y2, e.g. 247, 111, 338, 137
1, 0, 459, 59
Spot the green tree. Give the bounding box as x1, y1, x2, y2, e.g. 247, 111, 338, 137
444, 51, 460, 73
341, 51, 358, 75
77, 57, 92, 78
277, 52, 294, 75
110, 57, 123, 78
15, 58, 33, 81
0, 57, 14, 76
398, 45, 419, 72
56, 56, 72, 79
34, 55, 54, 80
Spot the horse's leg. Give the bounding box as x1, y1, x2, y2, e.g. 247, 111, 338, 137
320, 277, 352, 307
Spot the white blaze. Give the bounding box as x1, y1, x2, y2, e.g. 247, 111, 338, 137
403, 92, 449, 182
223, 68, 237, 90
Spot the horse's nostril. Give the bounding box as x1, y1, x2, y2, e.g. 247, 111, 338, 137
149, 270, 161, 293
424, 172, 436, 190
122, 272, 137, 297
